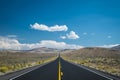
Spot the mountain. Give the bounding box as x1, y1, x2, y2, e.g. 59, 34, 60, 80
28, 47, 60, 53
29, 47, 75, 53
62, 47, 120, 77
0, 47, 58, 53
111, 45, 120, 50
66, 47, 120, 58
0, 47, 75, 53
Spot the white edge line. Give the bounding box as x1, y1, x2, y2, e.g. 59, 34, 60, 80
64, 59, 114, 80
77, 64, 114, 80
9, 66, 38, 80
9, 61, 53, 80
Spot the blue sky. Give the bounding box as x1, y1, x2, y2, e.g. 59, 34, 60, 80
0, 0, 120, 49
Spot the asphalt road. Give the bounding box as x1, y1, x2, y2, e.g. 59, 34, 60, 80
61, 58, 113, 80
8, 57, 119, 80
9, 59, 58, 80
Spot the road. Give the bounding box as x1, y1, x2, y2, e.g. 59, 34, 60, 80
8, 57, 119, 80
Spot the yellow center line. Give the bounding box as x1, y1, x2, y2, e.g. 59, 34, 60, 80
58, 60, 61, 80
58, 55, 64, 80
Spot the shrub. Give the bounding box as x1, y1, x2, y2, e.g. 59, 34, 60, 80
0, 66, 9, 73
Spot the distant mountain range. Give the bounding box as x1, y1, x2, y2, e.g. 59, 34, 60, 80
28, 47, 60, 53
66, 47, 120, 58
26, 45, 120, 53
111, 45, 120, 50
29, 47, 75, 53
1, 44, 120, 53
0, 47, 74, 53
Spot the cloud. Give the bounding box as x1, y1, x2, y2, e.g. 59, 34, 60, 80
30, 23, 68, 32
66, 31, 79, 39
0, 36, 21, 50
39, 40, 83, 49
0, 36, 83, 50
60, 36, 66, 39
98, 44, 119, 48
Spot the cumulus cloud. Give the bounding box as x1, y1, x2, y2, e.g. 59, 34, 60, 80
66, 31, 79, 39
60, 36, 66, 39
98, 44, 119, 48
0, 36, 21, 50
39, 40, 83, 49
0, 36, 83, 50
30, 23, 68, 32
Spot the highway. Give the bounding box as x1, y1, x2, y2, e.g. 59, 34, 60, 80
7, 57, 119, 80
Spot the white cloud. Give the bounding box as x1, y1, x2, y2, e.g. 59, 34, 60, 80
0, 36, 21, 50
0, 36, 83, 50
39, 40, 83, 49
60, 36, 66, 39
98, 44, 119, 48
66, 31, 79, 39
30, 23, 68, 32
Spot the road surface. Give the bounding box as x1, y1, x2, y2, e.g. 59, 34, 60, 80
7, 57, 120, 80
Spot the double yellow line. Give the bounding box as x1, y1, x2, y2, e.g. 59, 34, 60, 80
58, 56, 63, 80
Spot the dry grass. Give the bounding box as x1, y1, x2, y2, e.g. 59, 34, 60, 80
61, 48, 120, 76
0, 51, 57, 75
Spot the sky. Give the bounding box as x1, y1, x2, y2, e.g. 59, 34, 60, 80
0, 0, 120, 50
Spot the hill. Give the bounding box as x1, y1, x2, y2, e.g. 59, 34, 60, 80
0, 47, 61, 53
62, 47, 120, 77
67, 47, 120, 58
111, 45, 120, 50
0, 47, 75, 54
0, 50, 57, 75
28, 47, 60, 53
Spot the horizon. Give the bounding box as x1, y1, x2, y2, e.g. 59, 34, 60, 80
0, 0, 120, 50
